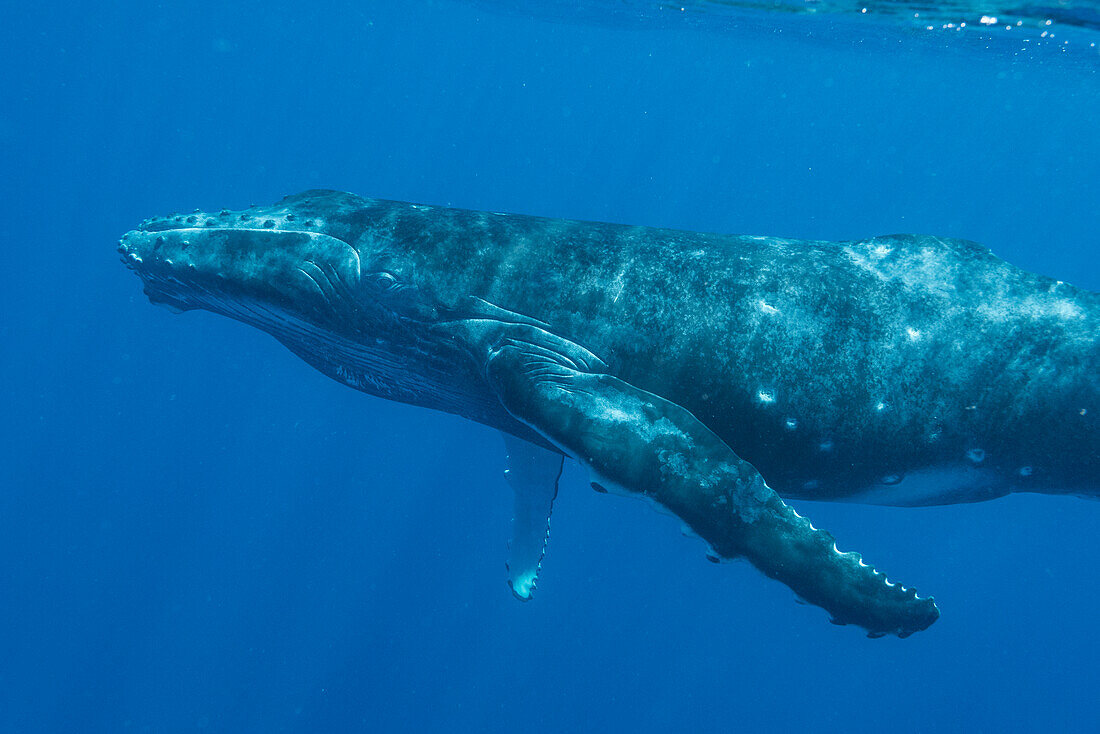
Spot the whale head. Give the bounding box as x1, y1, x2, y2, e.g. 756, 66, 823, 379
118, 190, 485, 409
120, 190, 422, 314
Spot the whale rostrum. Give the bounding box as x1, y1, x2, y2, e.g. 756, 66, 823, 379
120, 190, 1099, 638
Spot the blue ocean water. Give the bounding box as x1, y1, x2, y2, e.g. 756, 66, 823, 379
1, 1, 1098, 731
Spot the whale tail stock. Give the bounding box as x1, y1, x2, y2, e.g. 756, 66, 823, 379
484, 340, 940, 638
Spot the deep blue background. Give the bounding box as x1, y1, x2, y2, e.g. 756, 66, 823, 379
2, 1, 1098, 731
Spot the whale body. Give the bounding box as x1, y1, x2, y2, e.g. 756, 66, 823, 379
119, 190, 1099, 637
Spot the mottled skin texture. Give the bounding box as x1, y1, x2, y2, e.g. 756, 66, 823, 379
120, 190, 1099, 638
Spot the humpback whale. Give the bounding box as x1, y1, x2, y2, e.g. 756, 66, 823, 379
119, 190, 1099, 638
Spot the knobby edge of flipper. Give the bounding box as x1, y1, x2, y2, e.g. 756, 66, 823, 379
472, 331, 939, 638
501, 431, 563, 601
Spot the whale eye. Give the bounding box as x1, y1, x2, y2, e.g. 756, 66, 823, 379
369, 271, 399, 291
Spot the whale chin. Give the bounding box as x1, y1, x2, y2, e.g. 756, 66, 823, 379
141, 284, 198, 314
147, 296, 189, 314
118, 240, 194, 314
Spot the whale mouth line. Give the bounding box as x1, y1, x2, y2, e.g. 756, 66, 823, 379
136, 223, 338, 241
118, 224, 360, 274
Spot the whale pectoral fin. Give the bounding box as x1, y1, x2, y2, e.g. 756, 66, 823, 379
500, 432, 563, 601
485, 345, 940, 637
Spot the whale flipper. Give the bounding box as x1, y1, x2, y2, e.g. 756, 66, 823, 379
501, 432, 563, 600
486, 342, 940, 638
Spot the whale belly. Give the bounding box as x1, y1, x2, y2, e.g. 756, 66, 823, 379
840, 465, 1007, 507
